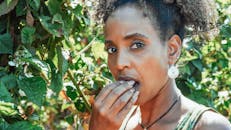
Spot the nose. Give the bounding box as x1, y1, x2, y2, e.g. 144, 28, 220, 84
115, 50, 131, 71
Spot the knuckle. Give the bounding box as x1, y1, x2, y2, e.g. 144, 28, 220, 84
107, 84, 114, 90
111, 89, 120, 96
102, 84, 113, 92
122, 83, 131, 89
99, 107, 107, 117
94, 96, 100, 101
117, 98, 126, 104
107, 82, 118, 89
114, 117, 122, 126
93, 101, 100, 108
102, 86, 111, 93
127, 89, 134, 94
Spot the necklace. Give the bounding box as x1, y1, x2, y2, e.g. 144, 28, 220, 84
139, 95, 180, 130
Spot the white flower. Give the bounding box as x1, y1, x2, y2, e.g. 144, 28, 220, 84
70, 0, 80, 8
8, 61, 16, 66
86, 1, 92, 6
19, 89, 26, 97
182, 37, 192, 49
46, 89, 54, 98
218, 91, 229, 98
62, 49, 70, 60
221, 40, 227, 44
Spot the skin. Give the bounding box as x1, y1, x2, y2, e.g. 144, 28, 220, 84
89, 4, 231, 130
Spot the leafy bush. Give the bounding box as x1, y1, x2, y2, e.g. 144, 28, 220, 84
0, 0, 230, 129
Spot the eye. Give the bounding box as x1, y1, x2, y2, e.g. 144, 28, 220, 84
106, 46, 117, 54
130, 41, 145, 49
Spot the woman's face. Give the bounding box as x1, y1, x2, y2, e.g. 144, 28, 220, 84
104, 5, 169, 105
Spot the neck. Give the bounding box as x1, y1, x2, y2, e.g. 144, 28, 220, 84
138, 79, 179, 126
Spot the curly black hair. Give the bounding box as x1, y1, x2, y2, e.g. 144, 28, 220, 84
96, 0, 218, 41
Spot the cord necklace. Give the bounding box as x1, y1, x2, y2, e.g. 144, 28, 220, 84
139, 95, 180, 130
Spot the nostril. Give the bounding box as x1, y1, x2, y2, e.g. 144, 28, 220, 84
116, 58, 131, 71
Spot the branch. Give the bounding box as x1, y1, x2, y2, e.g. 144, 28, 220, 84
77, 37, 96, 55
67, 69, 92, 112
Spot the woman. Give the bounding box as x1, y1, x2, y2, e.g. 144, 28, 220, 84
90, 0, 231, 130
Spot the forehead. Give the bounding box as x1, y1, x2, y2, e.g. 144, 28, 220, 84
104, 4, 160, 41
111, 4, 144, 20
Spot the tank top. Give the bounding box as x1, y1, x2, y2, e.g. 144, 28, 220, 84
175, 106, 213, 130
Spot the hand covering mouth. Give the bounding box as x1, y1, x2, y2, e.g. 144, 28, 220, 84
117, 76, 140, 91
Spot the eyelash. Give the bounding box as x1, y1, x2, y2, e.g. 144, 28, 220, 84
106, 47, 117, 54
130, 40, 145, 49
106, 40, 145, 54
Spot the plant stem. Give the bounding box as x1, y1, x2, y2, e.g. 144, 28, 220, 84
67, 69, 91, 112
40, 72, 49, 84
7, 13, 10, 33
77, 37, 96, 55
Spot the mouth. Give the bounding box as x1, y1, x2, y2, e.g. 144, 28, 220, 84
118, 76, 140, 91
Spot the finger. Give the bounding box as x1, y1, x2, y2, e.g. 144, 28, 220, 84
109, 88, 135, 114
117, 91, 139, 119
102, 81, 135, 109
95, 81, 121, 102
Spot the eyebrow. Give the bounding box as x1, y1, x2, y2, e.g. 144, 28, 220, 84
124, 33, 149, 40
104, 39, 114, 45
104, 33, 148, 45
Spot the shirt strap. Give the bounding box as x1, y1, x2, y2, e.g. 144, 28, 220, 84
175, 105, 215, 130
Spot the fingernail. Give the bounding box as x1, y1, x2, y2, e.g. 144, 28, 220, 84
119, 80, 125, 84
132, 91, 139, 101
130, 88, 135, 92
127, 80, 135, 86
134, 91, 139, 97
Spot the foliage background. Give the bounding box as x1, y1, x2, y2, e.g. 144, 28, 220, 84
0, 0, 230, 129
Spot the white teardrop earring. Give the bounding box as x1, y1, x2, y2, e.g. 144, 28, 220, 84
168, 65, 179, 79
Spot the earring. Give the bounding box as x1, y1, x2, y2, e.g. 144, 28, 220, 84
168, 65, 179, 79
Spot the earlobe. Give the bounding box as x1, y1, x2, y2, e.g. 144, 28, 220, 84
167, 35, 182, 65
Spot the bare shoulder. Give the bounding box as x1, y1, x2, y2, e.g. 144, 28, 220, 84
195, 110, 231, 130
181, 96, 231, 130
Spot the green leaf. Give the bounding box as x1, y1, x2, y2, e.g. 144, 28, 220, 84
48, 60, 63, 94
0, 33, 13, 54
16, 0, 27, 16
192, 59, 203, 71
0, 74, 17, 89
180, 65, 191, 75
65, 115, 74, 125
0, 118, 9, 130
29, 0, 40, 11
91, 41, 107, 60
46, 0, 62, 15
50, 71, 63, 94
74, 99, 86, 112
0, 0, 18, 16
0, 17, 7, 33
73, 4, 83, 17
22, 58, 49, 74
0, 82, 12, 102
66, 86, 77, 100
17, 77, 46, 106
39, 16, 63, 37
6, 121, 42, 130
7, 0, 13, 5
52, 13, 63, 24
62, 13, 74, 38
21, 27, 36, 45
57, 46, 68, 76
0, 101, 18, 116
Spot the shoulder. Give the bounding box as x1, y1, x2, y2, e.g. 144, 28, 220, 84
180, 96, 231, 130
195, 110, 231, 130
